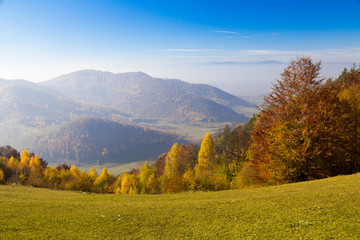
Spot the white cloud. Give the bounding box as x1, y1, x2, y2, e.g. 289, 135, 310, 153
160, 49, 224, 52
239, 48, 360, 63
203, 60, 284, 65
158, 47, 360, 68
214, 30, 238, 34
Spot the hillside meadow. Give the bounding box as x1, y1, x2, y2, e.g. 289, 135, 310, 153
1, 173, 359, 239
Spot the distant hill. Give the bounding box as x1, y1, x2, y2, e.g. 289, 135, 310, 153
42, 70, 252, 122
32, 116, 183, 165
0, 72, 256, 164
0, 80, 132, 127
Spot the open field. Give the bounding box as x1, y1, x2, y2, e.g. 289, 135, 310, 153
0, 173, 359, 239
78, 160, 151, 176
139, 119, 226, 143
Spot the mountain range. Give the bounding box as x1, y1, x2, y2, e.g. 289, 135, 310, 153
0, 70, 255, 165
42, 70, 251, 122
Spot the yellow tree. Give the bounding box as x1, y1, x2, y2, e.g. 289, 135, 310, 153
93, 167, 115, 193
66, 165, 82, 190
19, 150, 30, 167
43, 167, 60, 189
113, 176, 123, 194
197, 133, 215, 168
76, 171, 97, 192
194, 133, 219, 190
146, 173, 158, 194
138, 161, 156, 194
164, 143, 181, 178
120, 172, 139, 194
88, 166, 97, 181
19, 150, 31, 184
7, 156, 18, 172
162, 143, 184, 193
29, 154, 44, 187
70, 166, 80, 178
0, 169, 4, 184
59, 169, 72, 190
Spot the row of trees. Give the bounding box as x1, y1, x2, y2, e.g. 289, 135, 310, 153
0, 122, 252, 193
1, 57, 359, 193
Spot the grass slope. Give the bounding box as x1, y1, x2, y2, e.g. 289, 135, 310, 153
1, 174, 359, 239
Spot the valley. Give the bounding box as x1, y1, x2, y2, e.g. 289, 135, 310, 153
0, 71, 255, 166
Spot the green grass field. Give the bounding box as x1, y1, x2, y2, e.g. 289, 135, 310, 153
1, 174, 359, 239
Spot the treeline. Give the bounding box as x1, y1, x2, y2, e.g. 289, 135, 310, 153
250, 58, 360, 184
0, 122, 253, 193
1, 57, 359, 193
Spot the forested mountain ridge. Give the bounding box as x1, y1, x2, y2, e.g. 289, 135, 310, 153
32, 116, 183, 165
42, 70, 251, 122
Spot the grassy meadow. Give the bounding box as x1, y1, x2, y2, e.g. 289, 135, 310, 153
1, 173, 359, 239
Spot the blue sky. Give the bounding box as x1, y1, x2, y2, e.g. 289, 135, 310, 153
0, 0, 359, 95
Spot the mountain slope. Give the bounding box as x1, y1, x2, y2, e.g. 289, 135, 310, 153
0, 80, 132, 127
42, 70, 251, 122
0, 79, 135, 150
32, 116, 183, 164
165, 78, 253, 108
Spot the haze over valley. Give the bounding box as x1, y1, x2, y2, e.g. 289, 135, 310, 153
0, 70, 254, 166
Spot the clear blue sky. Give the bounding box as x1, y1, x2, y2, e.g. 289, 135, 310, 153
0, 0, 359, 95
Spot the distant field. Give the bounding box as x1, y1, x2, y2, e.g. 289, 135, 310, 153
78, 161, 151, 176
1, 174, 359, 239
0, 122, 47, 151
140, 120, 227, 142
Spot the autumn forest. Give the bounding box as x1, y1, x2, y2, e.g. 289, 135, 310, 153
1, 58, 359, 194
